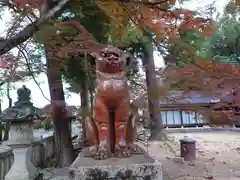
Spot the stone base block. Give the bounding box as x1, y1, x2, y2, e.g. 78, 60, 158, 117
4, 145, 39, 180
69, 152, 163, 180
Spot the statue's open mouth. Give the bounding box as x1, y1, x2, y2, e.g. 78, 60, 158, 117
101, 52, 122, 65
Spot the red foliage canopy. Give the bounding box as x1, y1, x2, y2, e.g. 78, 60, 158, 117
12, 0, 42, 9
147, 8, 215, 38
0, 53, 18, 69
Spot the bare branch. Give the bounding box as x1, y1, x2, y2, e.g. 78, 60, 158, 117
0, 0, 70, 56
0, 0, 20, 12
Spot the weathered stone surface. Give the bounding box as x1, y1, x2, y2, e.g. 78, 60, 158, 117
0, 145, 14, 180
0, 85, 46, 123
41, 167, 71, 180
69, 152, 163, 180
0, 145, 12, 156
3, 122, 39, 180
82, 145, 145, 158
5, 146, 39, 180
6, 123, 37, 145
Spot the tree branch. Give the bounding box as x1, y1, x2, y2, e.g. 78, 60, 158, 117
0, 0, 70, 56
0, 0, 19, 12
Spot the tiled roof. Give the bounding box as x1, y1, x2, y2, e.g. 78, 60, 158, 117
160, 91, 232, 104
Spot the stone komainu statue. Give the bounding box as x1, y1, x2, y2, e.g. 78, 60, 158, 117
85, 46, 140, 160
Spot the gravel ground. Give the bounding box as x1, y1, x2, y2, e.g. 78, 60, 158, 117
140, 131, 240, 180
39, 130, 240, 180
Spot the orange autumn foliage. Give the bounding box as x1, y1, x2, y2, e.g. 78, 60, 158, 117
96, 1, 216, 44
0, 52, 18, 69
51, 1, 216, 58
12, 0, 42, 9
9, 0, 216, 59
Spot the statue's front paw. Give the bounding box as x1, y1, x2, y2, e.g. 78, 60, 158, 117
95, 145, 111, 160
88, 146, 97, 156
115, 145, 132, 157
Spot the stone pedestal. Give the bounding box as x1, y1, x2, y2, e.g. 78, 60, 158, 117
69, 151, 163, 180
4, 122, 39, 180
8, 123, 35, 145
0, 145, 14, 180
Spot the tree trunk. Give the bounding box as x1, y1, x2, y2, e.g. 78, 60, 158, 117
81, 53, 90, 113
3, 82, 12, 141
46, 50, 75, 167
0, 99, 1, 141
80, 53, 90, 144
80, 88, 88, 144
7, 82, 12, 108
90, 90, 94, 111
142, 37, 166, 141
80, 87, 89, 115
3, 122, 9, 141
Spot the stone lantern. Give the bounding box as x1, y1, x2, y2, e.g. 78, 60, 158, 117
0, 85, 47, 180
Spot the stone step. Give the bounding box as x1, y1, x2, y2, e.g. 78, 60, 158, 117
41, 167, 71, 180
